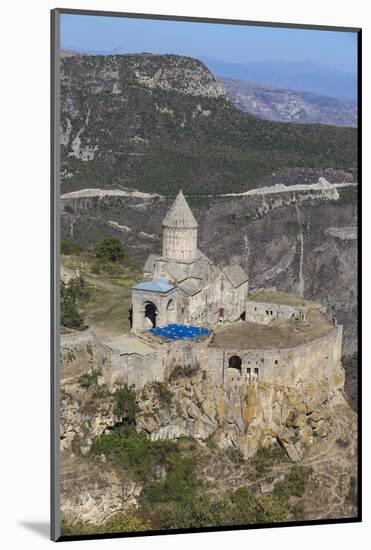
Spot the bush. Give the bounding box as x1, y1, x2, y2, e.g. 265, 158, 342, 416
226, 446, 245, 465
95, 236, 126, 262
78, 371, 99, 388
252, 444, 287, 475
61, 239, 83, 255
90, 427, 188, 484
90, 428, 154, 479
112, 386, 139, 425
273, 466, 312, 501
141, 455, 197, 508
153, 382, 173, 408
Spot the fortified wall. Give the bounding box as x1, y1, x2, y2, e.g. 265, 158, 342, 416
88, 323, 343, 392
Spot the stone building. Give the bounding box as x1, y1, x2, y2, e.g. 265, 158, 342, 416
131, 190, 249, 332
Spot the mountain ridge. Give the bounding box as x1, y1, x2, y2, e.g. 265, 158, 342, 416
60, 53, 357, 196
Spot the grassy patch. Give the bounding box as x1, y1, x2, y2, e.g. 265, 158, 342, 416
61, 511, 150, 536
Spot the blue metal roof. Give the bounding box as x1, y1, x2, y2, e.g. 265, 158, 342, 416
150, 323, 209, 341
132, 279, 175, 293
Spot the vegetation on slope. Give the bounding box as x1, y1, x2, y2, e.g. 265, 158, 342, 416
61, 54, 357, 195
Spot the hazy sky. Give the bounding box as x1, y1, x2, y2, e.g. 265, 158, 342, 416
61, 13, 358, 74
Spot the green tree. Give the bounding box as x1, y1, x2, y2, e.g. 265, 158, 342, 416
95, 236, 126, 262
60, 280, 84, 329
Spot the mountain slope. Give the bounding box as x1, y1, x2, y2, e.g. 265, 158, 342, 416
221, 78, 357, 127
60, 53, 357, 196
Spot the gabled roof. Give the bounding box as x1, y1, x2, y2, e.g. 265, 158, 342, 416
190, 258, 209, 279
132, 279, 175, 293
178, 278, 202, 296
222, 264, 248, 288
162, 190, 198, 229
165, 261, 188, 283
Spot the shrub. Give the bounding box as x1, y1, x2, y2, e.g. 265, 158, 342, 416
112, 386, 139, 425
90, 426, 183, 482
90, 428, 154, 479
78, 371, 99, 388
226, 446, 245, 465
141, 456, 197, 508
273, 466, 312, 501
61, 239, 83, 255
153, 382, 173, 408
252, 444, 287, 475
169, 363, 200, 382
95, 236, 126, 262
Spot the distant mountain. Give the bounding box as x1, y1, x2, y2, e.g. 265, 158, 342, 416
221, 78, 357, 127
201, 58, 357, 102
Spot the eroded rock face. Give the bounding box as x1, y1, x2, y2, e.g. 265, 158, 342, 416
60, 455, 141, 525
133, 365, 345, 460
60, 330, 345, 461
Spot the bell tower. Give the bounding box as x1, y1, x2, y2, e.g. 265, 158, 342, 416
162, 190, 198, 262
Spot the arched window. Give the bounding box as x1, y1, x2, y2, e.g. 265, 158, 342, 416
166, 299, 175, 324
228, 355, 242, 372
145, 302, 158, 327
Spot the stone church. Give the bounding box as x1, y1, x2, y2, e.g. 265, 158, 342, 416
131, 190, 249, 332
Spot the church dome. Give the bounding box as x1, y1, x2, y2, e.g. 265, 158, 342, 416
162, 190, 198, 229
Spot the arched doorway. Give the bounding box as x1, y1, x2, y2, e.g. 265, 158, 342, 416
166, 299, 175, 324
228, 355, 242, 372
145, 302, 158, 327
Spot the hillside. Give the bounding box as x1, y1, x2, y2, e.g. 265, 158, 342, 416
221, 78, 357, 127
60, 53, 357, 195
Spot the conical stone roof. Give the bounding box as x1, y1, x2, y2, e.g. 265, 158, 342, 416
162, 190, 198, 229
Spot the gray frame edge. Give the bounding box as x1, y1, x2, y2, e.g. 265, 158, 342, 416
51, 8, 61, 542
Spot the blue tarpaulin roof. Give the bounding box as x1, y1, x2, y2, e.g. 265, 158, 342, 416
132, 279, 175, 293
150, 323, 209, 341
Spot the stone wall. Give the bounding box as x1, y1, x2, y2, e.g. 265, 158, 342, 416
219, 326, 342, 387
245, 300, 307, 325
60, 330, 110, 381
102, 325, 342, 393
